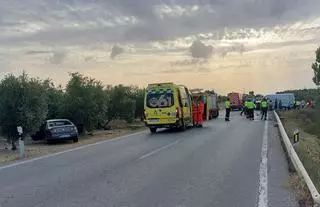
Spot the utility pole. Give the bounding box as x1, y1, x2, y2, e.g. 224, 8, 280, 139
17, 126, 24, 159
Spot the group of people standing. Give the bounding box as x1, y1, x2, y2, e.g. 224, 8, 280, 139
224, 98, 269, 121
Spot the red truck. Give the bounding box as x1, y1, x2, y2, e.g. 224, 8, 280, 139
190, 89, 219, 120
227, 92, 243, 111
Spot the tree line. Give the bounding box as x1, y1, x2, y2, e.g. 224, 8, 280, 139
277, 89, 319, 101
0, 72, 145, 144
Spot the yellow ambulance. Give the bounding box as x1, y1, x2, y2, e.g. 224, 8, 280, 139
143, 82, 193, 133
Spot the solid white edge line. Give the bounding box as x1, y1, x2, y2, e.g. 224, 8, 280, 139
0, 130, 146, 171
139, 140, 180, 160
258, 120, 268, 207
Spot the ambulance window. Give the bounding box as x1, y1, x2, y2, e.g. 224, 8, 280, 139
179, 87, 189, 107
146, 89, 174, 108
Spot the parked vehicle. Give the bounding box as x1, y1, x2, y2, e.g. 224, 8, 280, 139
31, 119, 79, 143
227, 92, 243, 111
206, 91, 219, 119
190, 89, 219, 120
266, 93, 295, 109
143, 82, 193, 133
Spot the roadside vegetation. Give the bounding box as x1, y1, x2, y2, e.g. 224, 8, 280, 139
279, 46, 320, 205
0, 72, 145, 152
281, 110, 320, 189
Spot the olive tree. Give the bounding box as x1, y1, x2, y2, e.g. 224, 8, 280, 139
42, 79, 65, 119
311, 47, 320, 86
0, 73, 48, 150
62, 73, 107, 133
131, 87, 145, 119
311, 47, 320, 109
105, 85, 136, 124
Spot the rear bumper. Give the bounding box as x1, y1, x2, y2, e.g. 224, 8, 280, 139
47, 133, 78, 140
145, 119, 181, 128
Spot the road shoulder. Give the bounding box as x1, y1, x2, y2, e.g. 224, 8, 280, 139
0, 127, 145, 165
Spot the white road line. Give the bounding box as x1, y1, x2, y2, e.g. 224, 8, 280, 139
0, 131, 146, 171
257, 120, 269, 207
139, 140, 180, 160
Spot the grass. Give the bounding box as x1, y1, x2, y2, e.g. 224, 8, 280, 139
288, 173, 314, 206
280, 109, 320, 205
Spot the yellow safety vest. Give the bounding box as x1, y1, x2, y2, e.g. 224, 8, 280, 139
261, 101, 268, 108
225, 101, 231, 109
244, 101, 249, 108
247, 102, 255, 109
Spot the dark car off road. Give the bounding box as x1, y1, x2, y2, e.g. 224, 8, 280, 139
32, 119, 79, 143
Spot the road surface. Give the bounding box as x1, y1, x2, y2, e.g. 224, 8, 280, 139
0, 111, 298, 207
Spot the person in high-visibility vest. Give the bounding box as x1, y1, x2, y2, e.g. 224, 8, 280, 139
225, 98, 231, 121
240, 100, 248, 116
245, 100, 251, 118
260, 98, 268, 121
246, 99, 256, 120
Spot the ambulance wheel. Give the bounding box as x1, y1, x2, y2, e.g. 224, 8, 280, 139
179, 120, 186, 131
150, 128, 157, 133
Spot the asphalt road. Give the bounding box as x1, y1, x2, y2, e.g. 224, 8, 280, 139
0, 111, 298, 207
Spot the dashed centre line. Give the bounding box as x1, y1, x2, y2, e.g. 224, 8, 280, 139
139, 140, 180, 160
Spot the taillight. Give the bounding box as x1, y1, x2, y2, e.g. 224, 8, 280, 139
176, 107, 180, 118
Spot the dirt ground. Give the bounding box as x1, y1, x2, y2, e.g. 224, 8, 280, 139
0, 125, 145, 165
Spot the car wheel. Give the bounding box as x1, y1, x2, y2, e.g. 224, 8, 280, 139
150, 128, 157, 133
46, 140, 53, 145
73, 137, 79, 143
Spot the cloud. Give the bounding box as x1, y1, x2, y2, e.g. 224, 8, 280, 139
0, 0, 319, 46
84, 56, 94, 62
170, 59, 208, 67
0, 0, 319, 94
49, 51, 67, 65
159, 68, 188, 73
25, 50, 52, 55
110, 45, 124, 59
190, 40, 213, 59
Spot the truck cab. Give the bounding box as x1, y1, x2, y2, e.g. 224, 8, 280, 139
227, 92, 243, 111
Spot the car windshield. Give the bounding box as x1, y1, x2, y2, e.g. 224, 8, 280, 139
48, 120, 72, 128
146, 90, 174, 108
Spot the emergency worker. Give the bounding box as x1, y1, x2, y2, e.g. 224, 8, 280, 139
246, 99, 256, 120
225, 98, 231, 121
240, 99, 248, 116
260, 98, 268, 121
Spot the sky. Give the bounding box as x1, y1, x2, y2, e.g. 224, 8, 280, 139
0, 0, 320, 94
